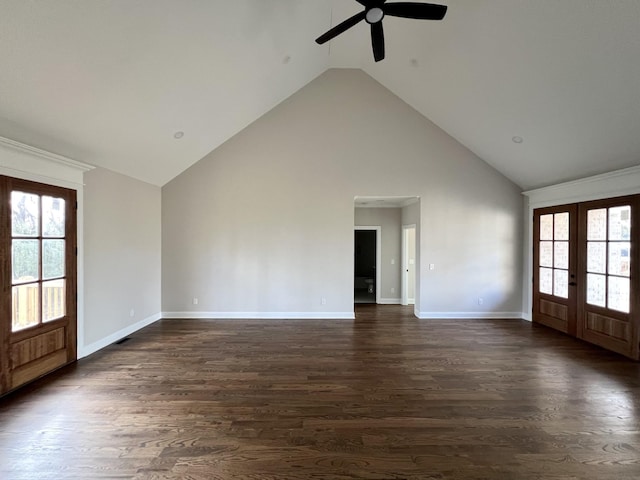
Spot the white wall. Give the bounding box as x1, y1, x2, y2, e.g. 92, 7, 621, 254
162, 69, 523, 318
355, 207, 402, 303
82, 167, 161, 354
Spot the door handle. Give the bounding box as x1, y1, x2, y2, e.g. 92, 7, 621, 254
569, 282, 577, 286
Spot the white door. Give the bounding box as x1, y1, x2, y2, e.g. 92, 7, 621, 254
401, 225, 416, 306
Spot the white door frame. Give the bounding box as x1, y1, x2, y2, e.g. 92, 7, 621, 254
401, 224, 416, 306
354, 226, 381, 304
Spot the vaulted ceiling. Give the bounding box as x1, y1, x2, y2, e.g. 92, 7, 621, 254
1, 1, 639, 189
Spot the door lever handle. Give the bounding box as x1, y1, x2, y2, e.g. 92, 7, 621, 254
569, 282, 577, 286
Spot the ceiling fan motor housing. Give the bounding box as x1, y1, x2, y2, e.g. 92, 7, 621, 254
365, 8, 385, 24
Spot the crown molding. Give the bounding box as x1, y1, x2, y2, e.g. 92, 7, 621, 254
522, 164, 640, 208
0, 135, 94, 172
523, 165, 640, 197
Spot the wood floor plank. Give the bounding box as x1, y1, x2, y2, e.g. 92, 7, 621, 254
1, 305, 639, 479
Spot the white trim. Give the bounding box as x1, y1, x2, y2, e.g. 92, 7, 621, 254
416, 311, 524, 319
0, 136, 94, 188
354, 226, 382, 304
0, 136, 94, 172
0, 165, 87, 190
378, 297, 401, 305
162, 311, 356, 320
523, 164, 640, 208
76, 189, 86, 357
354, 196, 420, 208
78, 312, 162, 359
522, 164, 640, 326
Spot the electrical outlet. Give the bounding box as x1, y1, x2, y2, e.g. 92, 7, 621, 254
193, 297, 199, 305
129, 309, 135, 317
391, 287, 395, 294
429, 264, 435, 270
321, 297, 327, 305
478, 298, 483, 305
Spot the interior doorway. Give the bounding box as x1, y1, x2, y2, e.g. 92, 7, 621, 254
354, 196, 420, 311
354, 227, 380, 304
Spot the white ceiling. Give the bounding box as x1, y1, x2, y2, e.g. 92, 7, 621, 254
1, 1, 639, 190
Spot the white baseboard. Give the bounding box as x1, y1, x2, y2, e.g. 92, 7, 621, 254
78, 312, 162, 359
378, 297, 401, 305
416, 311, 524, 320
162, 311, 356, 320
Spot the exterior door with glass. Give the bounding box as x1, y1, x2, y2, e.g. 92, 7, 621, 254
0, 176, 77, 395
578, 196, 639, 359
533, 205, 578, 335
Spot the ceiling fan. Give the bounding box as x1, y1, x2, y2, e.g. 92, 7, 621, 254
316, 1, 448, 62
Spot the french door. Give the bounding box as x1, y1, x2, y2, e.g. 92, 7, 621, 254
577, 196, 639, 359
533, 196, 640, 360
0, 176, 77, 395
533, 204, 578, 336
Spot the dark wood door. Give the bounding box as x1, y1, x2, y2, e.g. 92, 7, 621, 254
533, 205, 578, 335
577, 196, 639, 359
0, 176, 77, 395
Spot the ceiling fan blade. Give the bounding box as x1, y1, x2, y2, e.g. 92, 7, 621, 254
371, 22, 385, 62
384, 2, 447, 20
316, 11, 367, 44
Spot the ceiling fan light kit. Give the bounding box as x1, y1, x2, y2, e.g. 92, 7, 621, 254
316, 0, 447, 62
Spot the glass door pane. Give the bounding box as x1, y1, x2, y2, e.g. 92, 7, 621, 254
9, 190, 68, 331
585, 205, 631, 313
11, 191, 39, 236
12, 284, 40, 331
537, 213, 570, 299
11, 191, 42, 331
43, 279, 65, 322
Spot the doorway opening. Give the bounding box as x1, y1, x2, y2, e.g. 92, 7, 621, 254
354, 196, 420, 310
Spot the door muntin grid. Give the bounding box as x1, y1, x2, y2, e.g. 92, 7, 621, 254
539, 212, 570, 298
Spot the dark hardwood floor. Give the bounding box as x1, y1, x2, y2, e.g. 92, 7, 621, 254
1, 305, 639, 479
